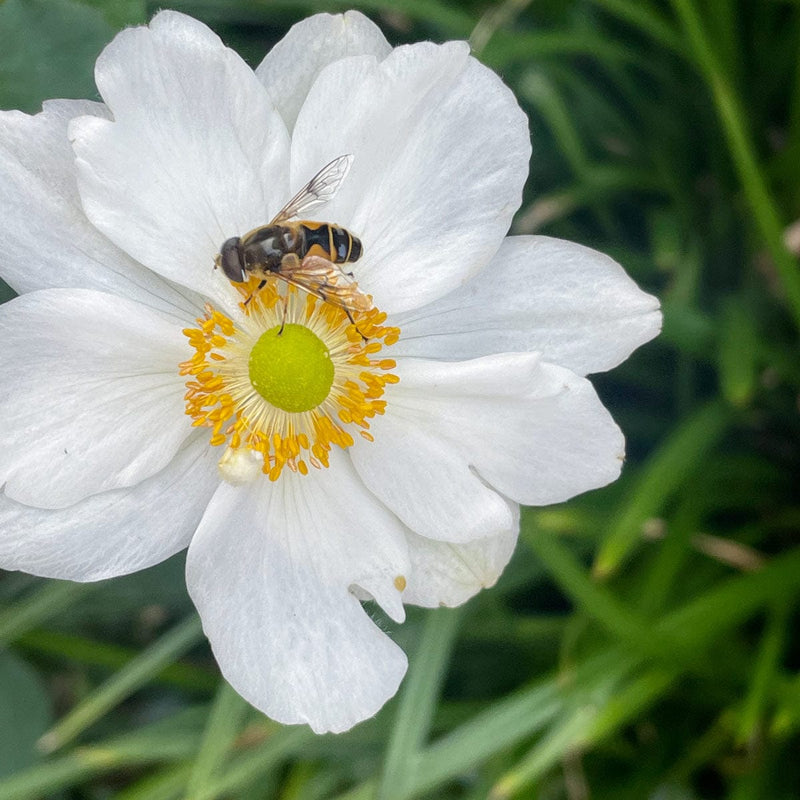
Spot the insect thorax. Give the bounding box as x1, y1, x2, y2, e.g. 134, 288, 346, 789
242, 225, 299, 272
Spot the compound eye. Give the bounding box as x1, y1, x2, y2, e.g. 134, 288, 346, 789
219, 237, 245, 282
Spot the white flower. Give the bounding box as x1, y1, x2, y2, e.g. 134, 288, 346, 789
0, 11, 661, 733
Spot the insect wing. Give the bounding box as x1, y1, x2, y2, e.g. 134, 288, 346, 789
281, 255, 373, 312
270, 154, 354, 224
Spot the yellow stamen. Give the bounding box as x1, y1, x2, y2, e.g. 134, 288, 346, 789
179, 281, 399, 482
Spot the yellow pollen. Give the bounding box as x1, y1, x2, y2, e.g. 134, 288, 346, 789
179, 280, 400, 482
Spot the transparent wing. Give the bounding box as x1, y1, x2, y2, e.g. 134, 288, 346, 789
278, 254, 373, 312
270, 154, 354, 224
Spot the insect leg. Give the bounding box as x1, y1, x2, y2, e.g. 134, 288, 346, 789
279, 295, 289, 335
343, 307, 369, 342
243, 279, 268, 308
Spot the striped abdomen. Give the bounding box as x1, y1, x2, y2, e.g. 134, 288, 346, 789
299, 222, 363, 264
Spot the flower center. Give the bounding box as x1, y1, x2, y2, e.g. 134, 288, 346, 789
180, 279, 399, 482
248, 324, 334, 413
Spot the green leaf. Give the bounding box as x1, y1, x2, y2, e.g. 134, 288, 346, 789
0, 0, 114, 113
75, 0, 146, 28
0, 651, 52, 778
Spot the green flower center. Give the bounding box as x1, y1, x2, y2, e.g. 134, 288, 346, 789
248, 324, 334, 413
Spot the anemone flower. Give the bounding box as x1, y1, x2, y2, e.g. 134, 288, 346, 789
0, 10, 661, 732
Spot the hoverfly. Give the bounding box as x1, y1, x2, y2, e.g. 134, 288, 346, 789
215, 155, 372, 324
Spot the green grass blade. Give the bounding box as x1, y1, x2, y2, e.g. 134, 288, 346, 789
588, 0, 686, 53
670, 0, 800, 331
717, 296, 759, 407
182, 680, 249, 798
377, 606, 463, 800
15, 628, 218, 692
492, 668, 674, 798
0, 581, 95, 643
657, 546, 800, 649
409, 650, 636, 796
117, 764, 192, 800
191, 726, 314, 800
38, 615, 205, 753
0, 708, 205, 800
736, 602, 790, 745
594, 400, 732, 578
524, 526, 686, 662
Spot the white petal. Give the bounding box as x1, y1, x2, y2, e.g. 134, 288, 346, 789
0, 100, 198, 321
0, 438, 218, 581
0, 289, 191, 508
380, 354, 625, 507
255, 11, 391, 132
290, 44, 531, 312
350, 413, 515, 544
186, 452, 410, 733
403, 509, 519, 608
392, 235, 662, 376
70, 11, 291, 301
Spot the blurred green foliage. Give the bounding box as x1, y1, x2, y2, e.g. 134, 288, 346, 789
1, 0, 799, 798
